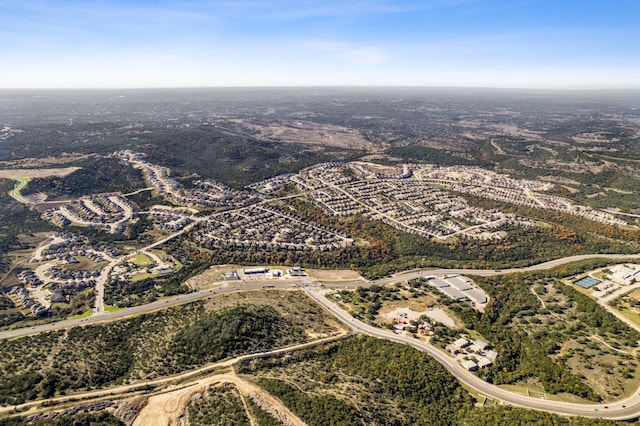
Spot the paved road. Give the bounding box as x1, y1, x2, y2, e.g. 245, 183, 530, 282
5, 252, 640, 340
304, 287, 640, 421
92, 219, 203, 314
0, 281, 304, 339
8, 176, 29, 204
376, 253, 640, 285
4, 252, 640, 419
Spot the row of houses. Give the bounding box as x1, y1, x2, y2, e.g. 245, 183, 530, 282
9, 286, 48, 316
147, 206, 193, 231
15, 269, 43, 288
42, 194, 138, 234
194, 204, 351, 253
291, 163, 525, 240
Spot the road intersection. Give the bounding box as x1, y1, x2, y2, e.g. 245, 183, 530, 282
3, 252, 640, 420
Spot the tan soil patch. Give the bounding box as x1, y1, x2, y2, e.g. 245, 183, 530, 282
358, 154, 402, 162
234, 119, 375, 150
307, 269, 363, 280
572, 132, 620, 144
383, 306, 457, 328
183, 265, 236, 290
351, 161, 397, 174
490, 124, 543, 140
0, 154, 90, 168
133, 373, 306, 426
0, 167, 81, 179
424, 307, 457, 328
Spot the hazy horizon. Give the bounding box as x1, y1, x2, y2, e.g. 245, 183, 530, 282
2, 0, 639, 90
2, 85, 640, 91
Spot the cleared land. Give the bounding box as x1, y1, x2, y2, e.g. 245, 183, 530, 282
0, 167, 81, 179
611, 289, 640, 329
233, 119, 378, 150
131, 253, 153, 267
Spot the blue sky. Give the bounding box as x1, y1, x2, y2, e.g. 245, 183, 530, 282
1, 0, 638, 88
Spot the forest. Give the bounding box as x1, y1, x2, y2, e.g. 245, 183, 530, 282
456, 261, 640, 400
0, 301, 307, 405
237, 335, 628, 426
165, 196, 639, 283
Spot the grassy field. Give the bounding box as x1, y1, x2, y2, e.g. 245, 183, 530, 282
9, 176, 30, 204
131, 253, 153, 267
130, 271, 161, 282
610, 289, 640, 329
104, 305, 124, 313
68, 309, 93, 320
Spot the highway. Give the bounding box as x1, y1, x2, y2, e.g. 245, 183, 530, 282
0, 281, 305, 340
304, 287, 640, 421
3, 252, 640, 420
4, 252, 640, 340
376, 253, 640, 285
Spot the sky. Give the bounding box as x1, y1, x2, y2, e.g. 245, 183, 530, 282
1, 0, 639, 89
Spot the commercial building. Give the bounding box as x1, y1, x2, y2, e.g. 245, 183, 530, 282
425, 275, 489, 307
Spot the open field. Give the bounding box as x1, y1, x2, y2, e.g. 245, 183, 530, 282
183, 265, 235, 290
306, 268, 364, 280
0, 167, 81, 179
104, 305, 124, 313
69, 310, 93, 320
130, 253, 153, 267
130, 271, 161, 282
233, 119, 378, 150
0, 154, 90, 169
610, 289, 640, 329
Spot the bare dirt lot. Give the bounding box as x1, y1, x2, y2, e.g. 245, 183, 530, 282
183, 265, 234, 290
0, 154, 90, 169
307, 269, 363, 281
0, 167, 81, 179
235, 119, 377, 150
133, 372, 306, 426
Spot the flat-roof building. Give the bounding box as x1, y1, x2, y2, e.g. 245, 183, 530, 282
453, 338, 470, 349
448, 275, 473, 291
427, 275, 489, 308
462, 360, 478, 371
485, 350, 499, 361
244, 267, 267, 274
473, 339, 489, 350
478, 357, 492, 369
429, 278, 451, 288
439, 286, 467, 300
465, 289, 487, 304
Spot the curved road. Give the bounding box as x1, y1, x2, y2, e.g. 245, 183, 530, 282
3, 252, 640, 420
304, 287, 640, 421
7, 251, 640, 341
4, 252, 640, 341
8, 176, 29, 204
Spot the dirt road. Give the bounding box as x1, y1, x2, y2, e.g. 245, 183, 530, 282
134, 372, 306, 426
